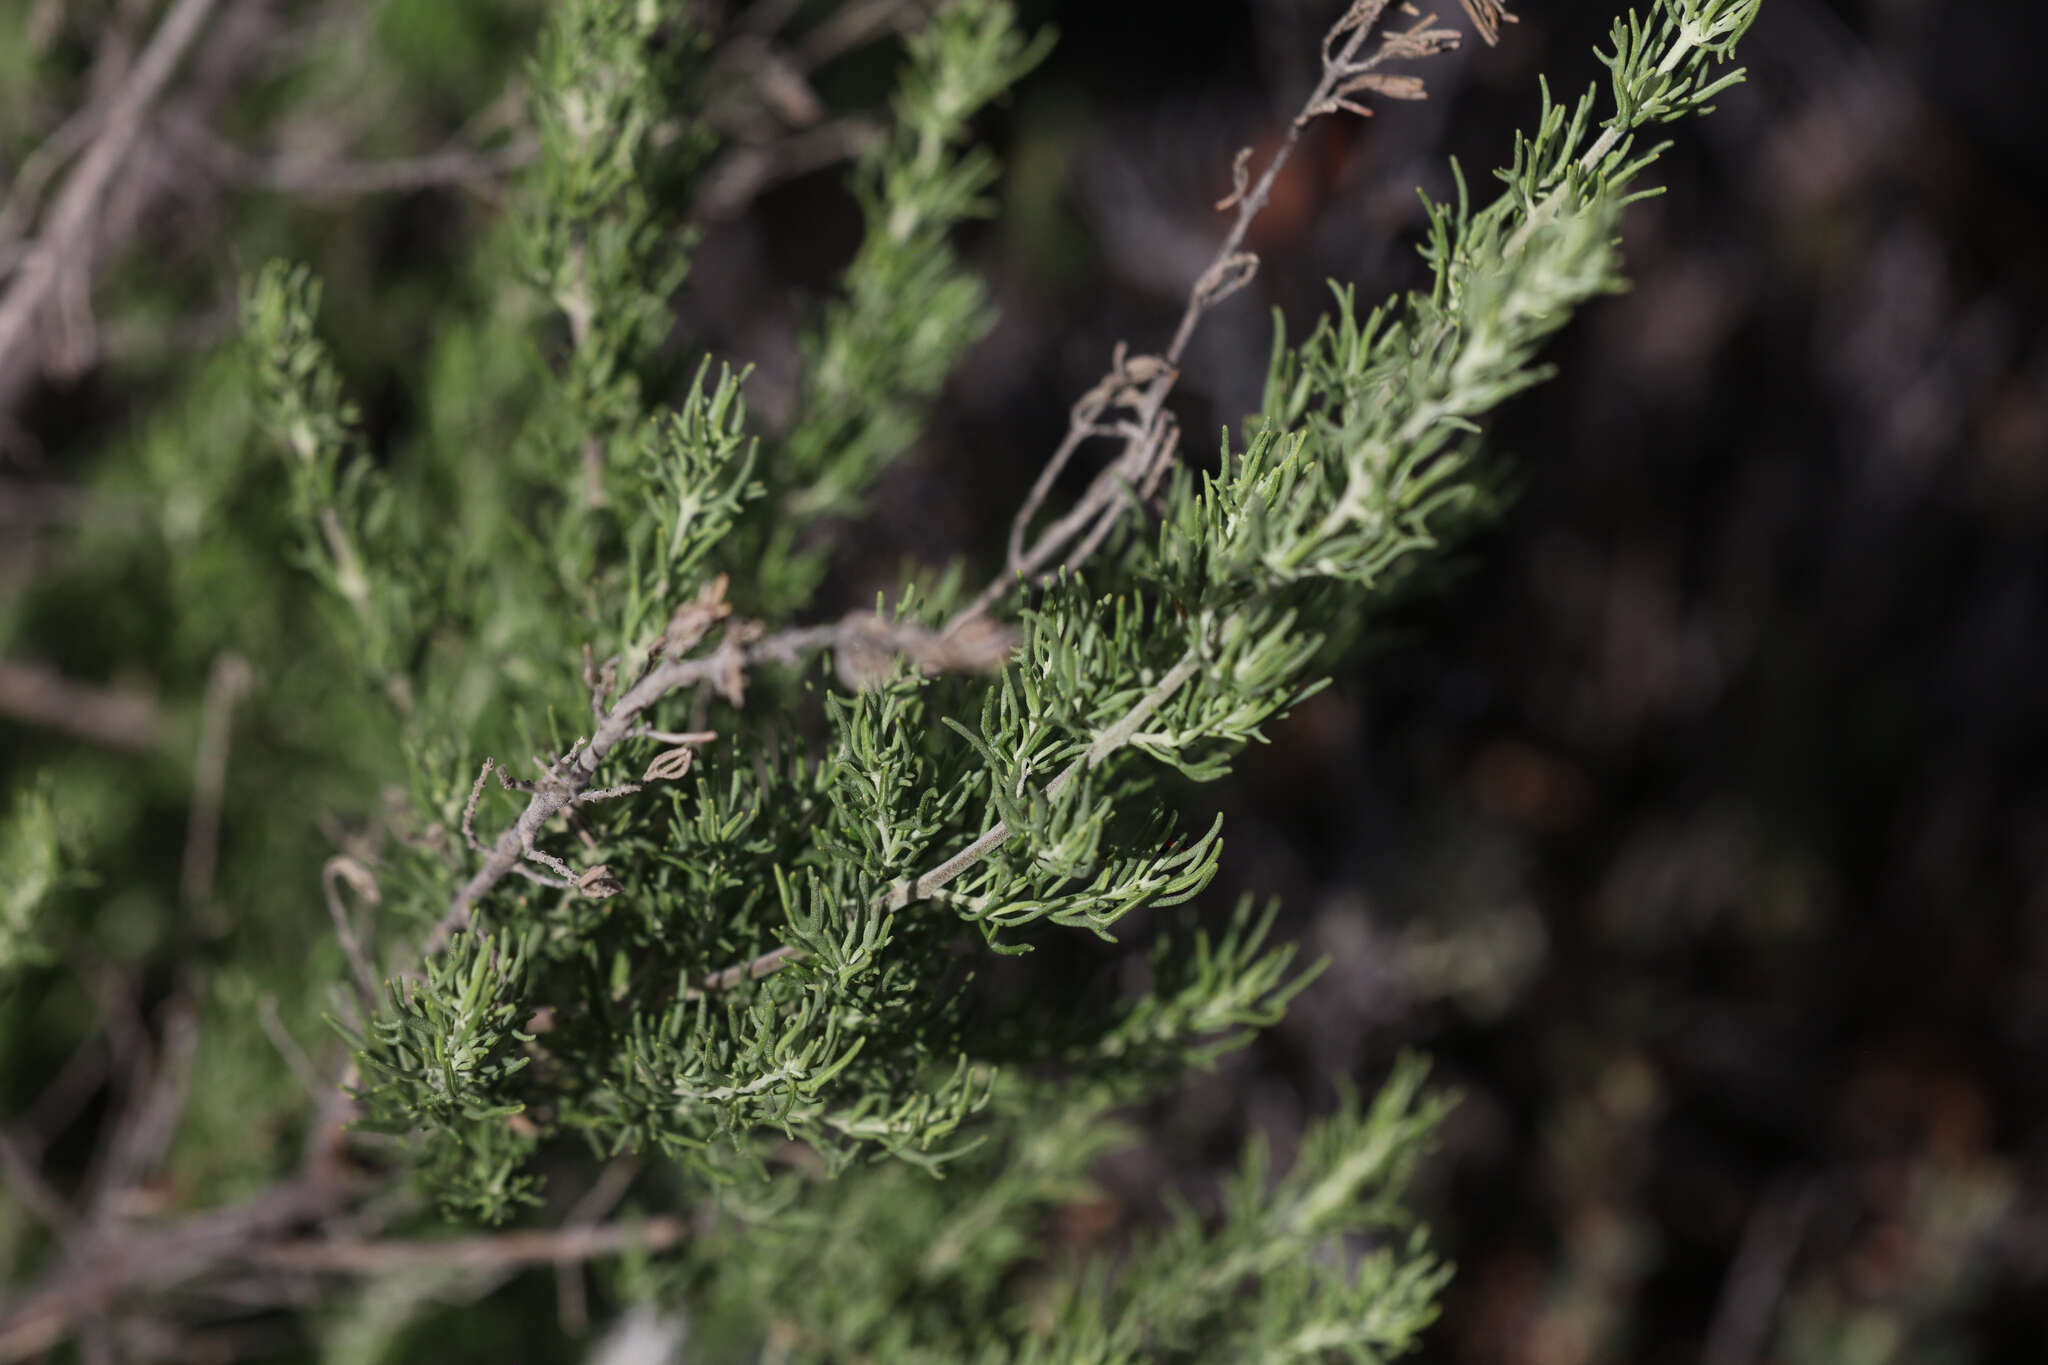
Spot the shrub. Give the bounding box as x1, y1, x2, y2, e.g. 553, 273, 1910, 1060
0, 0, 1758, 1358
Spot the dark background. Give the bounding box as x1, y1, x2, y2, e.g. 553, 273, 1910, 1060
1048, 1, 2044, 1360
874, 0, 2048, 1359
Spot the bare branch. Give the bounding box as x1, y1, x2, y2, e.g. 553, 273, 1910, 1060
0, 1126, 76, 1241
250, 1215, 685, 1275
422, 623, 820, 962
1703, 1181, 1819, 1365
165, 118, 539, 200
322, 856, 383, 1013
255, 995, 328, 1102
556, 1159, 642, 1336
694, 117, 883, 222
1004, 344, 1173, 570
1066, 413, 1180, 570
180, 653, 253, 908
686, 0, 1491, 976
18, 1037, 110, 1151
582, 644, 619, 719
461, 760, 494, 854
947, 0, 1473, 640
519, 841, 581, 886
629, 727, 719, 746
692, 646, 1208, 995
0, 660, 163, 750
0, 0, 224, 376
692, 942, 805, 994
1214, 144, 1255, 211
794, 0, 925, 72
0, 108, 103, 259
1457, 0, 1517, 47
86, 990, 199, 1221
0, 1172, 368, 1364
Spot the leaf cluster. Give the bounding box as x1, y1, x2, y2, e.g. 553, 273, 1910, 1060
231, 0, 1756, 1339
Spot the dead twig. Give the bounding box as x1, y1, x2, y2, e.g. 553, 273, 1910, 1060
93, 996, 199, 1221
321, 856, 383, 1014
0, 1126, 76, 1242
555, 1159, 643, 1336
0, 108, 104, 259
166, 117, 539, 201
689, 647, 1206, 996
696, 0, 1498, 994
794, 0, 924, 72
691, 0, 915, 220
694, 117, 883, 222
405, 597, 1010, 1014
0, 1171, 369, 1364
18, 1037, 110, 1153
945, 0, 1477, 638
1457, 0, 1517, 47
250, 1215, 684, 1275
179, 653, 252, 909
0, 0, 224, 377
423, 568, 1011, 976
0, 659, 163, 750
1703, 1181, 1819, 1365
425, 619, 822, 962
255, 995, 329, 1102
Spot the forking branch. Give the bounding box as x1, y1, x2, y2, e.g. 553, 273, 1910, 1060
697, 0, 1487, 995
421, 0, 1482, 1008
941, 0, 1476, 635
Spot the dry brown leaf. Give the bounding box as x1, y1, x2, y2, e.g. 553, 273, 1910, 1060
1458, 0, 1516, 46
641, 747, 697, 782
662, 573, 734, 658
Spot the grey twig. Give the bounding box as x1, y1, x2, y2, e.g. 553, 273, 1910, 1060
167, 119, 539, 199
692, 645, 1208, 995
694, 117, 883, 222
424, 621, 824, 964
946, 0, 1458, 637
321, 856, 383, 1013
0, 107, 103, 257
0, 1126, 76, 1242
555, 1159, 643, 1336
255, 995, 328, 1101
795, 0, 923, 71
179, 653, 253, 909
628, 727, 719, 745
1703, 1181, 1819, 1365
250, 1215, 685, 1275
86, 991, 199, 1221
424, 605, 1010, 974
0, 0, 224, 375
18, 1037, 109, 1151
695, 0, 1455, 994
461, 760, 494, 853
0, 660, 164, 751
0, 1171, 369, 1364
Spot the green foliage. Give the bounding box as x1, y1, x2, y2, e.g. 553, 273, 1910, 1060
0, 0, 1762, 1357
517, 0, 711, 488
608, 365, 762, 668
678, 1058, 1446, 1362
243, 260, 397, 671
0, 779, 84, 975
1060, 1057, 1453, 1363
749, 0, 1055, 610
